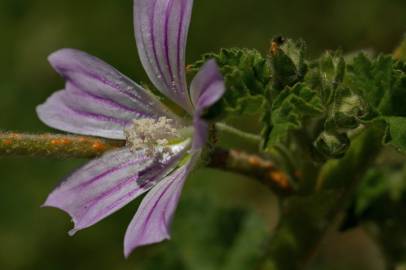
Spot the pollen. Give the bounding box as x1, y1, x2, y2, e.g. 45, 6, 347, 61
125, 117, 180, 156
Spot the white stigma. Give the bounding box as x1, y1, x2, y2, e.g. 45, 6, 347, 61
125, 117, 180, 156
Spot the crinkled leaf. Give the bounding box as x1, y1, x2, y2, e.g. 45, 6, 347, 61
265, 83, 324, 148
347, 54, 394, 115
347, 53, 406, 152
188, 48, 271, 119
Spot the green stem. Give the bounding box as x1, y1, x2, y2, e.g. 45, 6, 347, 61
215, 123, 262, 145
259, 125, 384, 270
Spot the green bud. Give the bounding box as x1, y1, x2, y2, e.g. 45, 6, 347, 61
269, 37, 307, 90
305, 51, 346, 105
324, 112, 359, 132
394, 34, 406, 61
319, 51, 345, 88
314, 131, 350, 159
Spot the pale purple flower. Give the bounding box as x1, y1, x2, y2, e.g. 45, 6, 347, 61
37, 0, 225, 257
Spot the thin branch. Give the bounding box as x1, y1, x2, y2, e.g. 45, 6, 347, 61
260, 127, 384, 270
215, 123, 262, 145
208, 148, 294, 195
0, 132, 125, 159
0, 131, 294, 195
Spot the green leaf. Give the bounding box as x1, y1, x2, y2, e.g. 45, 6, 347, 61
222, 213, 270, 270
354, 168, 406, 215
136, 191, 270, 270
265, 83, 324, 148
383, 116, 406, 154
343, 163, 406, 264
172, 193, 270, 270
346, 53, 406, 152
347, 54, 396, 115
188, 48, 271, 119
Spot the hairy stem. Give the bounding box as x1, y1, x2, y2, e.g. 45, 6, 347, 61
208, 148, 294, 195
0, 132, 125, 158
0, 131, 293, 195
215, 123, 262, 146
260, 125, 384, 270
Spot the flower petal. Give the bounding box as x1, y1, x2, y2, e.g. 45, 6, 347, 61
37, 89, 129, 139
190, 59, 225, 113
192, 116, 210, 151
43, 142, 188, 235
37, 49, 173, 139
134, 0, 194, 112
124, 161, 191, 257
190, 60, 225, 149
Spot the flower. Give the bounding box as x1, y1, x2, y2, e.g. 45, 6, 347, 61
37, 0, 225, 257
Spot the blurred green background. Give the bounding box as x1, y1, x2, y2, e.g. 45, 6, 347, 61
0, 0, 405, 269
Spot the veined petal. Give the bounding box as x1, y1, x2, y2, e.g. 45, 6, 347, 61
37, 49, 174, 139
134, 0, 194, 113
190, 59, 225, 113
43, 142, 188, 235
124, 160, 192, 257
190, 60, 225, 150
192, 116, 209, 151
37, 89, 129, 139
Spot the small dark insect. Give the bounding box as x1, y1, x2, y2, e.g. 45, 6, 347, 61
270, 36, 286, 55
273, 36, 286, 46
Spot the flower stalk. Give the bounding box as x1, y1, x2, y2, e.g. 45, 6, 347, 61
260, 126, 385, 270
215, 122, 262, 145
0, 131, 294, 195
208, 148, 294, 195
0, 131, 125, 158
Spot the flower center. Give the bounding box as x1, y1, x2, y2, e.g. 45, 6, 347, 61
125, 117, 182, 156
